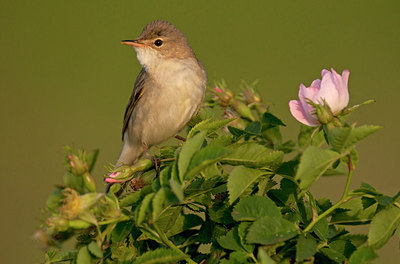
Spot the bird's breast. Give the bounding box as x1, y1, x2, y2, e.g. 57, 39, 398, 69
131, 58, 206, 146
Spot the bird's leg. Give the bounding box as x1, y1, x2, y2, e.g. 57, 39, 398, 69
142, 143, 160, 174
174, 135, 186, 142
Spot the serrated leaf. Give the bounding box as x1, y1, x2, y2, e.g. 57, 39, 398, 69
185, 145, 231, 180
137, 193, 154, 225
348, 246, 377, 264
329, 239, 356, 258
187, 118, 234, 139
258, 247, 276, 264
313, 217, 328, 241
238, 222, 255, 253
232, 196, 281, 221
119, 185, 153, 207
320, 247, 346, 263
46, 250, 77, 262
296, 235, 317, 262
222, 143, 284, 169
295, 146, 342, 190
228, 166, 267, 204
209, 202, 234, 224
262, 112, 286, 128
246, 216, 297, 245
328, 125, 381, 152
178, 131, 206, 181
220, 251, 251, 264
77, 246, 91, 264
111, 221, 134, 243
331, 198, 377, 225
368, 204, 400, 249
341, 234, 368, 247
245, 121, 262, 134
217, 228, 244, 251
152, 188, 167, 222
169, 179, 184, 201
88, 241, 103, 258
132, 248, 186, 264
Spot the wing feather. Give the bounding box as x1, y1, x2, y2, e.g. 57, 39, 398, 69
121, 68, 147, 140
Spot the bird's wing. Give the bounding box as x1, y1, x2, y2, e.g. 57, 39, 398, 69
122, 68, 147, 140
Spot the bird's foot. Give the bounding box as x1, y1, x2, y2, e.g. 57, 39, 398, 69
174, 135, 186, 142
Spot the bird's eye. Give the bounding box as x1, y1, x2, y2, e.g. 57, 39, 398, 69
154, 39, 163, 47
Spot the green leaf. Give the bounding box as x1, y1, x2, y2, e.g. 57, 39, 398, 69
348, 247, 377, 264
341, 234, 368, 247
368, 204, 400, 249
320, 247, 346, 263
137, 193, 155, 225
119, 185, 153, 207
246, 216, 298, 245
217, 228, 244, 251
86, 149, 99, 173
185, 145, 231, 180
132, 248, 186, 264
327, 126, 352, 152
262, 112, 286, 128
77, 246, 91, 264
209, 202, 234, 224
152, 188, 168, 222
46, 189, 64, 213
329, 239, 356, 258
295, 146, 342, 190
111, 221, 134, 243
88, 241, 103, 258
258, 247, 276, 264
178, 131, 206, 180
187, 118, 234, 139
328, 125, 381, 152
331, 198, 378, 225
296, 235, 317, 262
232, 196, 281, 221
313, 217, 328, 241
222, 143, 284, 169
220, 251, 251, 264
228, 166, 267, 204
298, 125, 315, 148
169, 179, 184, 202
46, 250, 77, 262
238, 222, 255, 253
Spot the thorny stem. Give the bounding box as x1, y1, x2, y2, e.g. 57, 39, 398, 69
153, 223, 196, 264
304, 154, 356, 233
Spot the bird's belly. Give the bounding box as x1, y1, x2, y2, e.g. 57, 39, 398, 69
131, 82, 203, 146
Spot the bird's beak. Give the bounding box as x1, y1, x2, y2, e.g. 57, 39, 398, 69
120, 39, 147, 48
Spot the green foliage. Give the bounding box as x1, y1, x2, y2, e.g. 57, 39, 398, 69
37, 81, 396, 264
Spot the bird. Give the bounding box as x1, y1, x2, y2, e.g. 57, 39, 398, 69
116, 20, 207, 169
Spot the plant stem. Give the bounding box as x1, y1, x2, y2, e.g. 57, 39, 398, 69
153, 223, 196, 264
304, 154, 355, 233
342, 154, 354, 199
303, 196, 352, 233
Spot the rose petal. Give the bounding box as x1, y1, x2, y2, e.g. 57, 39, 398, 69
289, 100, 319, 127
105, 178, 123, 183
319, 70, 341, 112
310, 79, 321, 88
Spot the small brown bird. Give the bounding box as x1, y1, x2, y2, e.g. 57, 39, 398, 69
116, 20, 207, 167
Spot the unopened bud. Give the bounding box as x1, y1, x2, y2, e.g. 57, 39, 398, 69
68, 219, 92, 229
231, 99, 256, 121
83, 172, 97, 192
315, 103, 334, 124
212, 86, 234, 107
68, 155, 89, 175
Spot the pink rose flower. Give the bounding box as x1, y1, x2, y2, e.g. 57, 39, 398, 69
289, 68, 350, 126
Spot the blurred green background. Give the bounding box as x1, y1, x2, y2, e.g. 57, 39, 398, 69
1, 1, 399, 263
